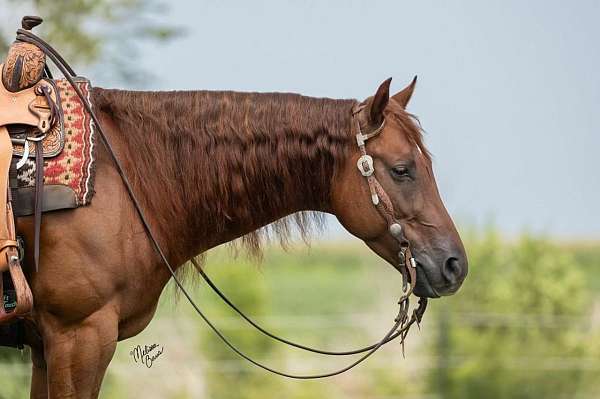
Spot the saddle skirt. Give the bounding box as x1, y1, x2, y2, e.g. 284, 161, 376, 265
12, 77, 97, 215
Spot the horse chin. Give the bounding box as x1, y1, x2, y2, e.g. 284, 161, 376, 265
412, 263, 441, 298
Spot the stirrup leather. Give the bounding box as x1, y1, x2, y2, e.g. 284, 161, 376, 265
0, 126, 33, 323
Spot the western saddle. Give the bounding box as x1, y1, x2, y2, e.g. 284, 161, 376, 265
0, 16, 61, 326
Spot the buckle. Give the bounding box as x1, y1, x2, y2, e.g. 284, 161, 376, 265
356, 133, 366, 147
356, 154, 374, 177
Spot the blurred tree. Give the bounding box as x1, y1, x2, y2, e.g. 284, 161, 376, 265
195, 247, 382, 399
428, 231, 600, 399
196, 257, 289, 399
0, 0, 181, 84
0, 352, 30, 399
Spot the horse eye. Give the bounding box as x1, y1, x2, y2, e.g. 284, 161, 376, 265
390, 166, 410, 181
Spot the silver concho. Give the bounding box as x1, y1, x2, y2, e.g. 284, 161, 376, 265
389, 223, 403, 239
356, 154, 374, 177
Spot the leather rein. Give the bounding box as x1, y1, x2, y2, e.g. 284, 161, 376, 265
17, 29, 427, 379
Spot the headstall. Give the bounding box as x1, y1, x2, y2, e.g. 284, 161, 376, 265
352, 103, 418, 298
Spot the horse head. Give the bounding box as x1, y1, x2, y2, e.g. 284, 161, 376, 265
332, 78, 468, 298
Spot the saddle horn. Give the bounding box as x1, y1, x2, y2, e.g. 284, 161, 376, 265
2, 16, 46, 93
21, 16, 43, 31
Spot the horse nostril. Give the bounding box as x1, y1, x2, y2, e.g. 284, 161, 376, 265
442, 257, 461, 285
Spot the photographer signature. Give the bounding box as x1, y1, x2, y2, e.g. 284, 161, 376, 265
129, 343, 164, 368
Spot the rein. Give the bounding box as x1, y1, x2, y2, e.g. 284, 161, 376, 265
17, 27, 427, 378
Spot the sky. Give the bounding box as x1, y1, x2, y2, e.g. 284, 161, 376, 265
13, 1, 600, 239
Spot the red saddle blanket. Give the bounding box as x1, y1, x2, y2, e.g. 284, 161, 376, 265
16, 78, 96, 208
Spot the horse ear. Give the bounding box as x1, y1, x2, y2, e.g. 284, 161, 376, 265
391, 76, 417, 109
370, 77, 392, 123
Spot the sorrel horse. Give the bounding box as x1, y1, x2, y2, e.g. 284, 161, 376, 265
16, 76, 467, 397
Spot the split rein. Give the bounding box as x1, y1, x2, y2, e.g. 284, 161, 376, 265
17, 29, 427, 379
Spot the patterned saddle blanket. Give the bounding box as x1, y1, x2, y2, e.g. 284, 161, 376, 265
10, 78, 97, 216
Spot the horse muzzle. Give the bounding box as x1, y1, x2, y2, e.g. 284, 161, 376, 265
412, 252, 468, 298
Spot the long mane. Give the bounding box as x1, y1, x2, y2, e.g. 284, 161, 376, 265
92, 89, 429, 260
93, 89, 356, 256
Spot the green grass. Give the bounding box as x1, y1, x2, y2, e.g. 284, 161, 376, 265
1, 236, 599, 399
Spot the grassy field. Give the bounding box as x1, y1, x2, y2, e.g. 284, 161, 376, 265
1, 234, 599, 399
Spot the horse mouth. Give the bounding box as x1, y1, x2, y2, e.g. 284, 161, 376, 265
413, 262, 441, 298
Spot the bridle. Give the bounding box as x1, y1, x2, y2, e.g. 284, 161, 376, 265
351, 100, 424, 338
353, 102, 418, 295
17, 26, 427, 379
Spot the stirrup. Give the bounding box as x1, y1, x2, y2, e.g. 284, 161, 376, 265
0, 202, 33, 323
0, 249, 33, 323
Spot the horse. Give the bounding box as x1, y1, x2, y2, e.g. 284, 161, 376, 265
15, 76, 467, 398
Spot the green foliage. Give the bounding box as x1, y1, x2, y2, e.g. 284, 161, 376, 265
0, 349, 30, 399
2, 233, 598, 398
263, 245, 383, 315
0, 0, 180, 83
194, 250, 340, 399
428, 231, 600, 399
568, 242, 600, 291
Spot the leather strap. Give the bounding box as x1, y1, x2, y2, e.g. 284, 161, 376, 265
0, 126, 33, 323
33, 140, 43, 271
0, 127, 16, 273
0, 239, 18, 250
194, 258, 426, 356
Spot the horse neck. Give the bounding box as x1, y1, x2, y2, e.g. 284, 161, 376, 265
94, 89, 355, 263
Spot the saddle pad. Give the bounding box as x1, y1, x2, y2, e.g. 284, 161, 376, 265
16, 78, 96, 206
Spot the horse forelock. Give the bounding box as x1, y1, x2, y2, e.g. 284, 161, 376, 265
384, 100, 431, 162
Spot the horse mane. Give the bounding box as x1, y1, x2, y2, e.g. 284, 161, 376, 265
93, 89, 353, 258
92, 89, 428, 261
